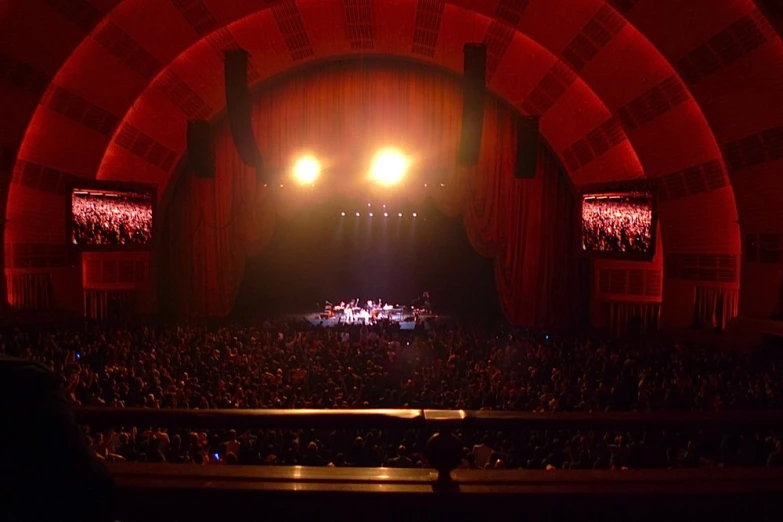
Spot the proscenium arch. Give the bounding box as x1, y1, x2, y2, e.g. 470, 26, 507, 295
3, 0, 775, 321
20, 1, 643, 182
7, 1, 717, 187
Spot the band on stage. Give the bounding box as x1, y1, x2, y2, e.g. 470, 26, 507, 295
319, 291, 432, 324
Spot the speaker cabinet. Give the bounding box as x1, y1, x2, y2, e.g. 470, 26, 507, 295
225, 49, 262, 169
458, 44, 487, 166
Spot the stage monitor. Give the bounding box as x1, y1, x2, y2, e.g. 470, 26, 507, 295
581, 189, 656, 258
69, 183, 155, 248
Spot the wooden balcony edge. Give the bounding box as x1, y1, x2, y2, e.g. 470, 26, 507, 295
108, 463, 783, 495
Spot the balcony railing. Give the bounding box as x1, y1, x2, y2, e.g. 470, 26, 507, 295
75, 408, 783, 520
74, 407, 783, 431
76, 407, 783, 481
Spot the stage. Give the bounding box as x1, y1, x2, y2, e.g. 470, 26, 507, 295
298, 311, 443, 330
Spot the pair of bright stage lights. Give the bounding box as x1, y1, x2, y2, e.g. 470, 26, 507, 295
292, 148, 410, 186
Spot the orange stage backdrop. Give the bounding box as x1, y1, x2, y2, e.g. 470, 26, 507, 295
161, 62, 581, 326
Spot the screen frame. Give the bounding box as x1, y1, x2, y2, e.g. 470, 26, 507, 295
579, 180, 659, 261
66, 179, 157, 252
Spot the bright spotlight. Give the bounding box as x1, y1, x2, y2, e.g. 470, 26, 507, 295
384, 212, 388, 217
292, 155, 321, 185
355, 212, 360, 217
370, 148, 409, 186
369, 212, 374, 217
398, 213, 403, 217
341, 212, 346, 217
412, 213, 418, 218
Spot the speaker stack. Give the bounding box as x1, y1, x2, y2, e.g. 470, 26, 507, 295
458, 44, 487, 166
225, 49, 263, 172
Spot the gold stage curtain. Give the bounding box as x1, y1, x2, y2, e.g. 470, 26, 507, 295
162, 62, 579, 326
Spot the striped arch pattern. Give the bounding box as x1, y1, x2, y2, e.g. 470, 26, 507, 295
1, 0, 782, 322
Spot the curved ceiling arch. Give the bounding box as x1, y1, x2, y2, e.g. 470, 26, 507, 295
18, 0, 647, 177
6, 0, 741, 258
97, 5, 638, 185
19, 0, 717, 176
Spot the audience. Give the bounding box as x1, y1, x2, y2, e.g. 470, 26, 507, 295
2, 319, 782, 470
582, 197, 652, 253
72, 192, 153, 246
0, 353, 114, 521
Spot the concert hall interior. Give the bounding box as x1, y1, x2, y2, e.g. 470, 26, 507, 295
4, 1, 783, 520
5, 2, 782, 332
149, 59, 585, 325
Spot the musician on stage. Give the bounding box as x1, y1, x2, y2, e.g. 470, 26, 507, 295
413, 291, 432, 313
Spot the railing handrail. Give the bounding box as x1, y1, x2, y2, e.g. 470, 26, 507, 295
107, 463, 783, 519
80, 407, 783, 488
73, 407, 783, 430
107, 462, 783, 493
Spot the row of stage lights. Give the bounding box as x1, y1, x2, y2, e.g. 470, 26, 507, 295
341, 203, 416, 218
340, 212, 418, 218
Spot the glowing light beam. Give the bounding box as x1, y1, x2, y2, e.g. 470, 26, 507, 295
292, 155, 321, 185
369, 148, 409, 186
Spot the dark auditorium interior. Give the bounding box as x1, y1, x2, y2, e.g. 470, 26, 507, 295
2, 1, 783, 521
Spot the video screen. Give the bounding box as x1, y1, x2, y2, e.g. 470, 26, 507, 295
71, 188, 153, 247
581, 191, 654, 255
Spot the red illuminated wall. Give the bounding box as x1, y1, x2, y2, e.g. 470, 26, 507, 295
591, 222, 664, 330
1, 0, 781, 324
81, 251, 154, 316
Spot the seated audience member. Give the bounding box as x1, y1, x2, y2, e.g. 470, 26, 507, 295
472, 437, 493, 469
0, 354, 114, 522
386, 445, 415, 468
301, 442, 325, 466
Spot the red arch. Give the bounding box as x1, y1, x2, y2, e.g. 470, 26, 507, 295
4, 0, 780, 321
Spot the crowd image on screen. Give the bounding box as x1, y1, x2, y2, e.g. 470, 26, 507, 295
4, 318, 783, 471
71, 190, 153, 246
582, 194, 653, 254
